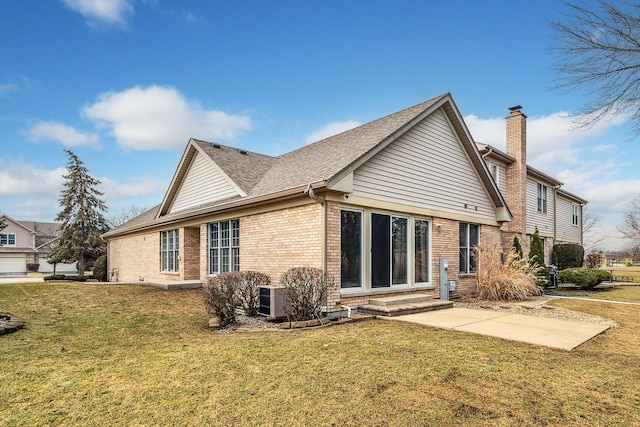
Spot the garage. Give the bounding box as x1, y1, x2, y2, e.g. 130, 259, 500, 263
0, 253, 27, 275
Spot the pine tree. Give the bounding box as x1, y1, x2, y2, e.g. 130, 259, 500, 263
512, 235, 523, 259
529, 227, 549, 285
50, 150, 109, 277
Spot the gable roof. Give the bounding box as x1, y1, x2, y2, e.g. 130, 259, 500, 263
105, 93, 512, 238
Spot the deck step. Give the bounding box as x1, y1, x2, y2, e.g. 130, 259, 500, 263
358, 299, 453, 317
368, 293, 434, 307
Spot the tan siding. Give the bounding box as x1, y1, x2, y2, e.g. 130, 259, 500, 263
556, 196, 582, 243
2, 220, 33, 248
526, 178, 554, 237
169, 152, 239, 214
353, 109, 496, 221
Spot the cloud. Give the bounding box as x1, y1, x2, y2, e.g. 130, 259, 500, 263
0, 82, 18, 96
305, 120, 362, 144
61, 0, 134, 28
25, 121, 101, 148
83, 85, 252, 151
0, 162, 66, 198
99, 176, 167, 199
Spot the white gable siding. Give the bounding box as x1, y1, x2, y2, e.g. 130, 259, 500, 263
556, 196, 582, 243
352, 109, 496, 220
169, 152, 239, 214
526, 178, 554, 236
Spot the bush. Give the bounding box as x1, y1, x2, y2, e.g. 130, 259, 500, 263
551, 244, 584, 270
236, 271, 270, 316
529, 228, 550, 286
26, 263, 40, 272
280, 267, 336, 321
512, 235, 523, 260
558, 268, 611, 290
93, 254, 108, 282
203, 272, 242, 326
474, 244, 543, 301
44, 274, 67, 281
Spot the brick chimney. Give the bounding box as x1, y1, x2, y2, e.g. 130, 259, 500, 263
505, 105, 527, 242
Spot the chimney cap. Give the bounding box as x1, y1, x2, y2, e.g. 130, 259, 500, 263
508, 105, 523, 112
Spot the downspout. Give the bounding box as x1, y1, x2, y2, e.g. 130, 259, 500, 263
304, 184, 327, 272
481, 147, 493, 159
552, 184, 561, 245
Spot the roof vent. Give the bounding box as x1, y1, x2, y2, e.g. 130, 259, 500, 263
213, 144, 221, 149
239, 150, 247, 155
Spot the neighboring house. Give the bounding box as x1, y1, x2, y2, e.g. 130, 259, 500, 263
476, 107, 587, 264
104, 93, 585, 314
0, 214, 78, 275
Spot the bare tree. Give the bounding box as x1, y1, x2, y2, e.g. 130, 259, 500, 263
107, 204, 147, 229
550, 0, 640, 136
582, 207, 604, 251
619, 195, 640, 241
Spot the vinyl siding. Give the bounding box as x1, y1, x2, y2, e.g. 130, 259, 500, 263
169, 152, 240, 214
526, 178, 554, 236
352, 108, 496, 221
485, 160, 507, 197
556, 196, 582, 243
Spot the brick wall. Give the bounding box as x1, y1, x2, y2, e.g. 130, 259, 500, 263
240, 202, 324, 284
181, 227, 200, 280
108, 232, 168, 282
325, 200, 342, 310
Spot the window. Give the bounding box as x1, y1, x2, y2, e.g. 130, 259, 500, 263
209, 219, 240, 274
414, 219, 431, 284
537, 183, 547, 214
341, 209, 363, 289
572, 204, 579, 226
371, 213, 408, 288
488, 161, 499, 183
0, 233, 16, 246
459, 223, 479, 274
161, 229, 179, 272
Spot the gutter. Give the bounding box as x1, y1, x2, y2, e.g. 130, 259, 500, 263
103, 181, 328, 239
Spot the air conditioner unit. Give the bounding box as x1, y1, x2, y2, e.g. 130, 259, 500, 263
258, 285, 287, 319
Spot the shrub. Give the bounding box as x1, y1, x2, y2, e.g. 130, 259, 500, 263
529, 228, 550, 286
558, 268, 611, 290
551, 244, 584, 270
512, 235, 523, 260
236, 271, 270, 316
93, 254, 108, 282
26, 263, 40, 272
203, 272, 242, 326
474, 244, 543, 301
44, 274, 67, 281
280, 267, 336, 321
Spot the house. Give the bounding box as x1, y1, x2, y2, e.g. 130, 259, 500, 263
103, 93, 585, 314
0, 214, 78, 275
476, 106, 587, 262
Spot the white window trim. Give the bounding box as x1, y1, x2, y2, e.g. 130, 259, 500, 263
370, 211, 410, 289
572, 204, 579, 227
161, 229, 179, 273
459, 223, 479, 275
414, 217, 432, 288
537, 183, 548, 214
487, 161, 500, 184
208, 219, 240, 275
0, 233, 16, 246
340, 208, 365, 293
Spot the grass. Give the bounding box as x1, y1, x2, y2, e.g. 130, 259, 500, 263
1, 282, 640, 426
608, 266, 640, 283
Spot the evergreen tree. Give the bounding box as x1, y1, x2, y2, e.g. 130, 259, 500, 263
50, 150, 109, 277
529, 227, 549, 285
512, 235, 523, 259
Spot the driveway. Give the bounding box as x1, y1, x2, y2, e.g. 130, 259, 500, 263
380, 308, 610, 351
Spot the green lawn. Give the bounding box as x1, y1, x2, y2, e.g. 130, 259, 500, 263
1, 282, 639, 426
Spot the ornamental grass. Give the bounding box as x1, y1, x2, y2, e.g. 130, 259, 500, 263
474, 243, 543, 301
